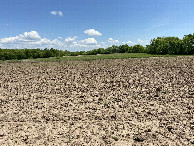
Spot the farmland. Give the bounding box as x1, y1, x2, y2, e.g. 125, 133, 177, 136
13, 53, 194, 62
0, 56, 194, 145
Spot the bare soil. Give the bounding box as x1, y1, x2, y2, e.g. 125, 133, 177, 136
0, 57, 194, 145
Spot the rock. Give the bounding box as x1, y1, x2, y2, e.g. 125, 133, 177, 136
133, 135, 145, 142
112, 136, 119, 141
145, 128, 152, 132
156, 87, 161, 92
190, 139, 194, 144
110, 113, 117, 120
167, 126, 174, 132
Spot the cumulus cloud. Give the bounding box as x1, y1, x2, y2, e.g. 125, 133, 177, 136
122, 40, 135, 45
0, 31, 103, 51
137, 39, 150, 46
51, 11, 57, 15
138, 39, 150, 43
67, 39, 100, 52
65, 36, 78, 43
127, 41, 134, 44
84, 29, 102, 36
51, 11, 63, 16
0, 31, 119, 51
22, 31, 41, 40
108, 38, 119, 43
0, 31, 64, 49
58, 11, 63, 16
81, 38, 97, 45
1, 36, 19, 44
31, 38, 51, 45
1, 31, 41, 44
138, 39, 144, 43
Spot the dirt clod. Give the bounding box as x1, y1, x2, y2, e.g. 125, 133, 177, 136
167, 126, 174, 132
133, 135, 145, 142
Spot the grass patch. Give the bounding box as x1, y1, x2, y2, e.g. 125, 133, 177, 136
25, 53, 194, 62
1, 53, 193, 62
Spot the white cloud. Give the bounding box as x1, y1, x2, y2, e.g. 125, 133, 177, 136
31, 38, 51, 45
67, 38, 104, 51
0, 34, 99, 51
126, 41, 134, 44
51, 11, 63, 16
137, 39, 150, 46
65, 36, 78, 43
138, 39, 150, 43
0, 31, 118, 51
0, 31, 64, 49
51, 39, 64, 47
58, 11, 63, 16
1, 36, 19, 43
22, 31, 41, 40
100, 42, 108, 48
122, 41, 135, 45
81, 38, 97, 45
51, 11, 57, 15
108, 38, 119, 43
84, 29, 102, 36
1, 31, 41, 44
138, 39, 144, 43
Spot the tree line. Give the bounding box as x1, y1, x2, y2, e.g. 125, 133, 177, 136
69, 33, 194, 56
0, 48, 70, 60
70, 44, 146, 56
0, 33, 193, 60
147, 33, 194, 55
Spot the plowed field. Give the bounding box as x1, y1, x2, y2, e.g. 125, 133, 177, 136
0, 57, 194, 145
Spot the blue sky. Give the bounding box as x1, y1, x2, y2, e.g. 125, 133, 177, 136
0, 0, 194, 51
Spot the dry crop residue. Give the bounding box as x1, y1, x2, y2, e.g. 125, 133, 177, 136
0, 57, 193, 145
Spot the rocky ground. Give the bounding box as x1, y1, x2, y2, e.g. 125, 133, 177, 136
0, 56, 193, 145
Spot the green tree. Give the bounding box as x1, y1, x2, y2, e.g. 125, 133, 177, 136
105, 47, 113, 54
112, 45, 119, 53
132, 45, 145, 53
97, 48, 105, 54
182, 33, 194, 54
146, 37, 183, 54
118, 44, 129, 53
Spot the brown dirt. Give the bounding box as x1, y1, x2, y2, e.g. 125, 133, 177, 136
0, 57, 193, 145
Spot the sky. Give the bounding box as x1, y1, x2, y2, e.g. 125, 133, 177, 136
0, 0, 194, 51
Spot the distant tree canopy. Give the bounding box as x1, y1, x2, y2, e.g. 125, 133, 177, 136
85, 33, 194, 55
0, 48, 70, 60
85, 44, 146, 55
0, 33, 193, 60
182, 33, 194, 54
146, 33, 194, 55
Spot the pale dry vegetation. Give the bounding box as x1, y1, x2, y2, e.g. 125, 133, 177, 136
0, 57, 194, 145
